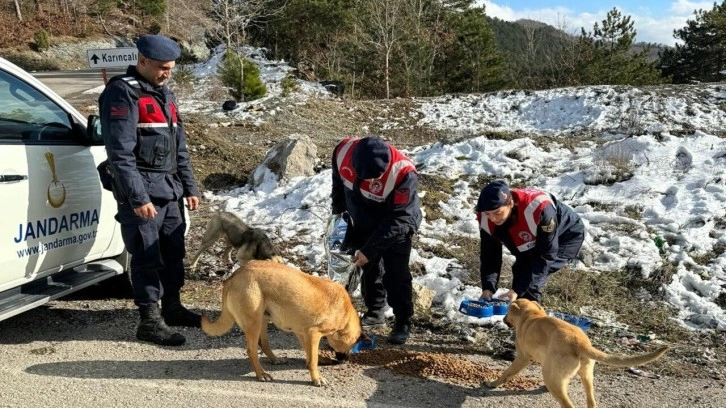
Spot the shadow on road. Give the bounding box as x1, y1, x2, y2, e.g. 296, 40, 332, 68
357, 365, 546, 408
25, 357, 312, 386
0, 301, 229, 348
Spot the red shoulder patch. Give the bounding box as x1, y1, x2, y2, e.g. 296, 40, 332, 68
109, 104, 129, 119
394, 188, 410, 205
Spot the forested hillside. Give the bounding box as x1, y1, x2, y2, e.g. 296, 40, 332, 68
3, 0, 725, 98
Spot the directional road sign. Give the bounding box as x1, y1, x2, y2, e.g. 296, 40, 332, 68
87, 48, 138, 69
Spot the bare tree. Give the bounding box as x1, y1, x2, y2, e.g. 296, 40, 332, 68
396, 0, 447, 96
164, 0, 213, 39
353, 0, 407, 99
210, 0, 286, 50
14, 0, 23, 21
545, 14, 580, 87
210, 0, 287, 101
518, 21, 544, 88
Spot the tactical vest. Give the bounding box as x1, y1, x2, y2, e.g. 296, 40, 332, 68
113, 75, 178, 174
478, 189, 554, 252
335, 137, 417, 202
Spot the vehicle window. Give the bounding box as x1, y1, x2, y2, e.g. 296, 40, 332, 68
0, 70, 73, 143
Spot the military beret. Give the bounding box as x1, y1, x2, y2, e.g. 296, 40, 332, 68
477, 180, 511, 211
136, 34, 181, 61
353, 137, 391, 179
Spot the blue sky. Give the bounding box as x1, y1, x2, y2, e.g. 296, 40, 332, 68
477, 1, 716, 45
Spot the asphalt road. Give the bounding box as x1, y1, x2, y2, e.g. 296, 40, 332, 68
0, 294, 722, 408
31, 69, 124, 98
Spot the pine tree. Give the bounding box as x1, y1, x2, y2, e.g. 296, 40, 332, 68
251, 0, 355, 84
659, 1, 726, 83
577, 8, 664, 85
218, 51, 267, 101
436, 7, 507, 93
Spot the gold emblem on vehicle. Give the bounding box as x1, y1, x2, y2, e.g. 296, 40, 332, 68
45, 152, 66, 208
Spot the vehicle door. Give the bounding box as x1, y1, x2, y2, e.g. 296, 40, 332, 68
0, 67, 117, 291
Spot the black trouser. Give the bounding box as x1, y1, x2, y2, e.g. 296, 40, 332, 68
512, 225, 585, 304
116, 199, 187, 306
358, 236, 414, 323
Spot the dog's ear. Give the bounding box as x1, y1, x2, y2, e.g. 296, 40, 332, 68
509, 303, 520, 313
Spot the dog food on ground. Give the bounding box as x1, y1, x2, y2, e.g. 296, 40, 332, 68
325, 349, 541, 390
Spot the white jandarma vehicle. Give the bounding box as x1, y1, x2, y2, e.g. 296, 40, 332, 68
0, 57, 128, 322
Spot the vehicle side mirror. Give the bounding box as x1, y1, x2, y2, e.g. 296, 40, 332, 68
85, 115, 104, 145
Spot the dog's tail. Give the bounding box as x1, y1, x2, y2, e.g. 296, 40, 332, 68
201, 304, 236, 336
583, 345, 669, 367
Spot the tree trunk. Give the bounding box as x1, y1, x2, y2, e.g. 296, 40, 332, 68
385, 49, 391, 99
14, 0, 22, 22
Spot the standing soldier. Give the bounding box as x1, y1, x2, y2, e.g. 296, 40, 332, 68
331, 136, 422, 345
99, 35, 201, 346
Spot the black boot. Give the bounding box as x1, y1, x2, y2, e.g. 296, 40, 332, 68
137, 304, 186, 346
361, 310, 386, 327
161, 293, 201, 328
388, 318, 411, 345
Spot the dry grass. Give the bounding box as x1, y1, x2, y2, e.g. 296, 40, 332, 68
690, 242, 726, 267
583, 143, 636, 186
545, 264, 683, 337
442, 236, 482, 286
621, 204, 644, 220
418, 174, 457, 222
542, 266, 718, 377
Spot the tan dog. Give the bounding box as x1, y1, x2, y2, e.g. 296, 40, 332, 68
486, 299, 669, 408
201, 260, 363, 386
189, 211, 250, 269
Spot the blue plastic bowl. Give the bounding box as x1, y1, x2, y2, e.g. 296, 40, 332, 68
550, 312, 592, 332
486, 299, 509, 315
459, 300, 494, 318
351, 334, 377, 353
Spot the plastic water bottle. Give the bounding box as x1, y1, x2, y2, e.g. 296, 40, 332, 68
327, 216, 349, 283
329, 217, 347, 250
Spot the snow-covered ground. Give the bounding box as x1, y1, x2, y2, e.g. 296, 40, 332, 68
86, 47, 726, 332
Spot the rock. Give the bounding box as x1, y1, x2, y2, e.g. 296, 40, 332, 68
412, 283, 435, 316
250, 134, 318, 188
180, 40, 211, 62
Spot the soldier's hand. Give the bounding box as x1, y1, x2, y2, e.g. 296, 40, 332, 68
186, 196, 200, 211
500, 290, 518, 302
134, 203, 157, 219
479, 290, 494, 301
352, 250, 369, 267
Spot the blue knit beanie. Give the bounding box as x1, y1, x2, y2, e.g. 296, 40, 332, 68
477, 180, 511, 211
352, 137, 391, 179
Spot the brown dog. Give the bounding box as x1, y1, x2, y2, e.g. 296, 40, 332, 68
189, 211, 250, 269
486, 299, 668, 408
235, 227, 283, 266
201, 260, 363, 386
